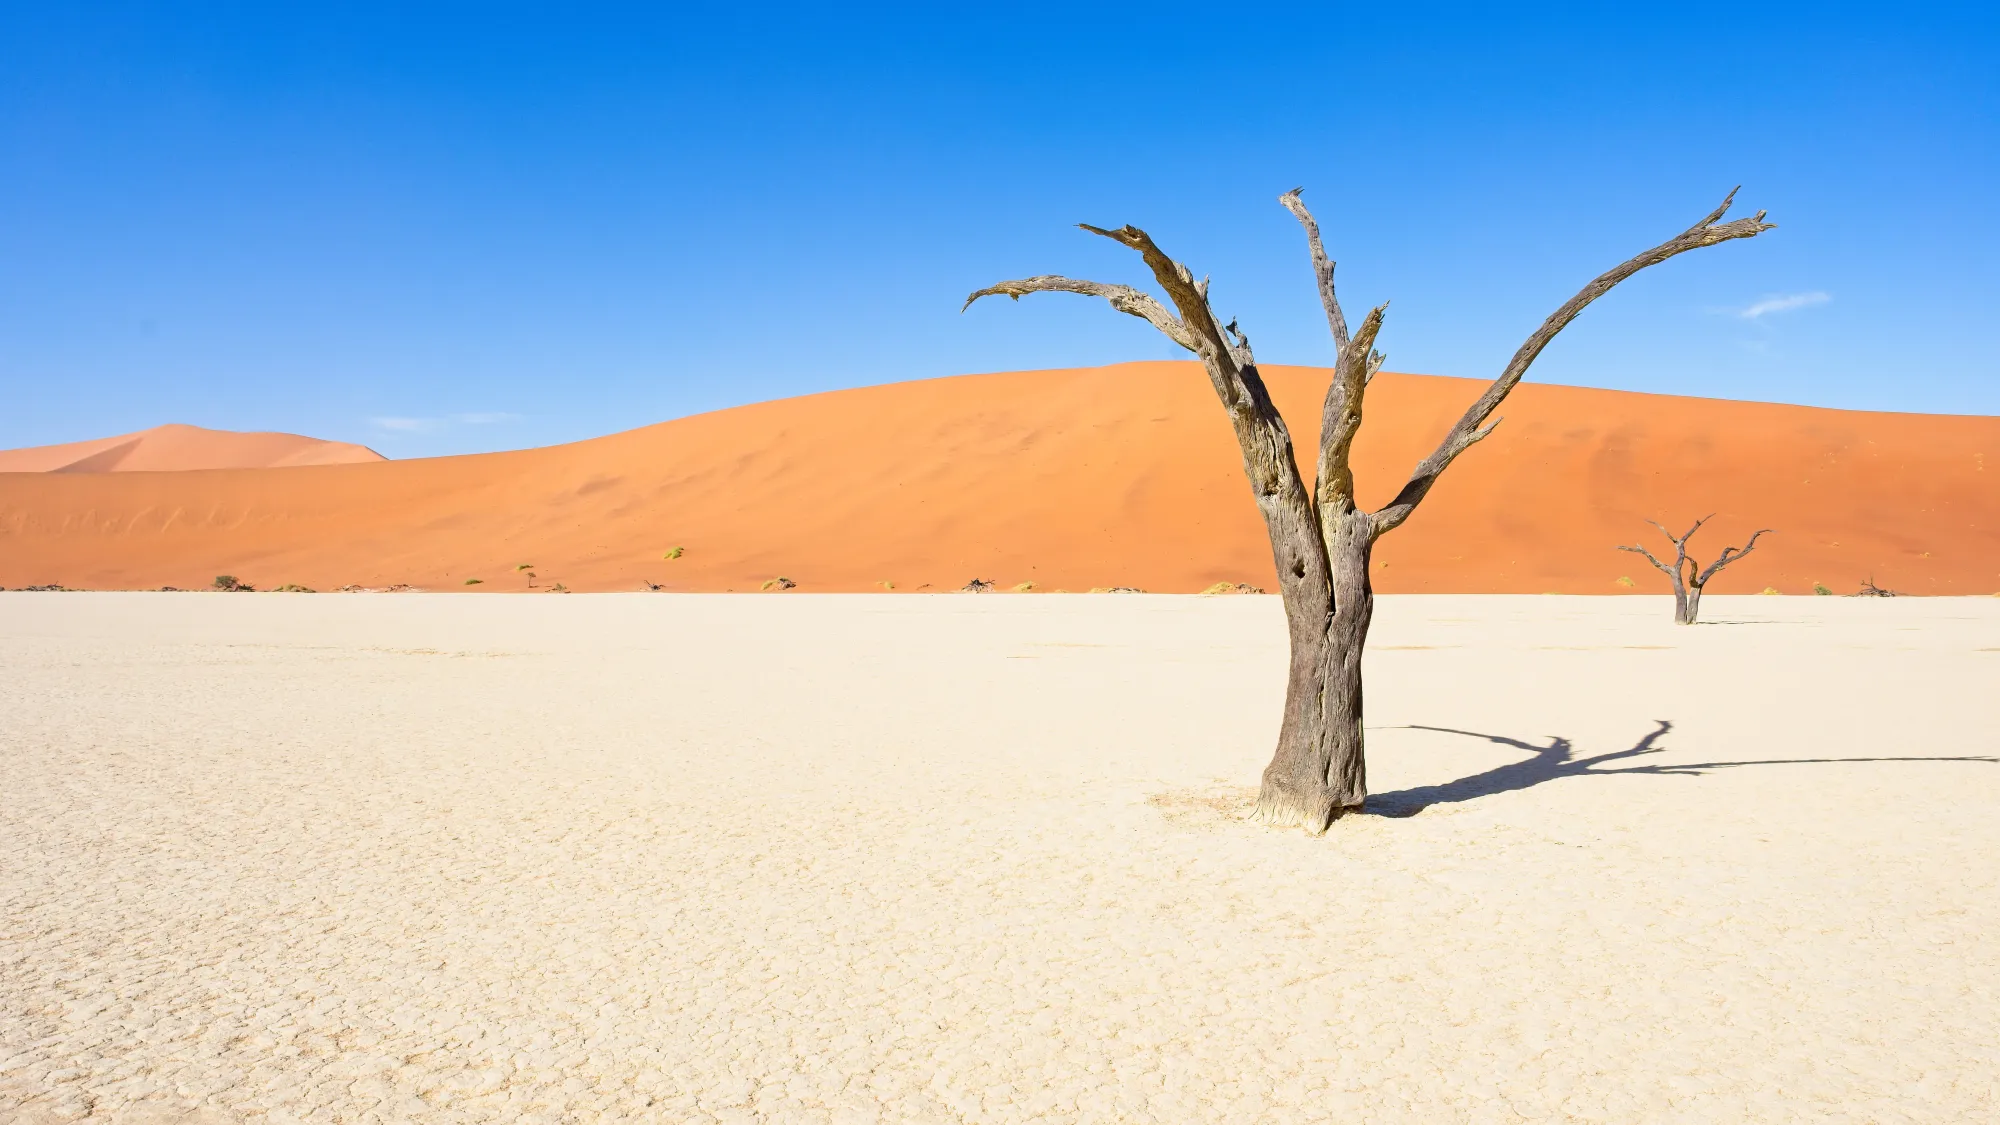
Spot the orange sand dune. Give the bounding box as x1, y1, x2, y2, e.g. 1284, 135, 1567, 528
0, 423, 384, 473
0, 363, 1994, 594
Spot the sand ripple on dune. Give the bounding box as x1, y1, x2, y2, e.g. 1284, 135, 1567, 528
1, 594, 1996, 1123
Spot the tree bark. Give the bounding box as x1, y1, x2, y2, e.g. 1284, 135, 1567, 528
1319, 511, 1375, 811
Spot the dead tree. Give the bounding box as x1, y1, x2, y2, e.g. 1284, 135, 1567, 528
1619, 517, 1774, 624
966, 188, 1773, 832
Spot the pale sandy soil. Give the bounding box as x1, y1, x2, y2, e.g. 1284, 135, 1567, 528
2, 593, 1996, 1124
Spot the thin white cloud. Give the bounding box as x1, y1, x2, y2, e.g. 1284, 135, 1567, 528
1738, 291, 1830, 319
369, 412, 520, 433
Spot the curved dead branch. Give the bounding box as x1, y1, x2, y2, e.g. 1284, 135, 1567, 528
1372, 190, 1775, 538
962, 275, 1198, 352
1617, 542, 1681, 581
1696, 528, 1774, 585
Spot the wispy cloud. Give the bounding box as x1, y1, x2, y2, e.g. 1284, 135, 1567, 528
1737, 291, 1830, 319
368, 412, 521, 433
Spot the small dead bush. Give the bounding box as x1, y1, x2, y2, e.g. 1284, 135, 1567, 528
1200, 582, 1265, 595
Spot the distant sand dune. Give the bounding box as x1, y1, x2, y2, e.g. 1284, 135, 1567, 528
0, 422, 384, 473
0, 363, 1994, 593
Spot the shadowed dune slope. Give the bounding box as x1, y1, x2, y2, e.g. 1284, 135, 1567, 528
0, 423, 385, 473
1, 363, 1994, 593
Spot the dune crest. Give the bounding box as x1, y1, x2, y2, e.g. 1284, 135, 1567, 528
0, 423, 385, 473
0, 363, 1993, 594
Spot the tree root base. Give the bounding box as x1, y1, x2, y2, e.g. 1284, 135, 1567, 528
1251, 788, 1364, 835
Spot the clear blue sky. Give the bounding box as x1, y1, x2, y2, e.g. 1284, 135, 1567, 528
2, 3, 1995, 457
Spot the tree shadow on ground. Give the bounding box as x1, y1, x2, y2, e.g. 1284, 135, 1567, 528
1365, 720, 1998, 817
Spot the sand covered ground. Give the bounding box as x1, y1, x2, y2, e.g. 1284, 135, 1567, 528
4, 364, 1995, 595
2, 592, 1997, 1123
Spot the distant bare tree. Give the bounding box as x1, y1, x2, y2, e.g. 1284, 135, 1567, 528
1618, 517, 1774, 624
967, 189, 1773, 833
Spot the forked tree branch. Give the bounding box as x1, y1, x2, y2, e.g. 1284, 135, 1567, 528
1073, 224, 1235, 366
1371, 190, 1775, 538
963, 219, 1329, 607
1619, 516, 1772, 591
1279, 188, 1386, 540
1696, 528, 1774, 585
1315, 304, 1386, 515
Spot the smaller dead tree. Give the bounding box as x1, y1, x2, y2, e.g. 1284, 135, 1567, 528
1618, 517, 1772, 624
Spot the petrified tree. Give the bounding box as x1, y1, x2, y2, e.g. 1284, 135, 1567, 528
966, 189, 1773, 832
1619, 517, 1774, 623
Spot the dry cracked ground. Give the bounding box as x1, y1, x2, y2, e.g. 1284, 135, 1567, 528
2, 593, 1997, 1123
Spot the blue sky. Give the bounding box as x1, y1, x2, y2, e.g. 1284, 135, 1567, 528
2, 3, 1995, 457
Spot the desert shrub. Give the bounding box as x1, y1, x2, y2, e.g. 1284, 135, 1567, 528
1201, 582, 1266, 595
515, 563, 534, 571
272, 584, 316, 593
1615, 576, 1636, 588
663, 547, 685, 560
1813, 583, 1833, 596
879, 580, 895, 590
1012, 581, 1037, 592
551, 583, 569, 593
213, 575, 242, 591
464, 578, 483, 585
761, 577, 796, 591
1761, 586, 1780, 595
961, 578, 995, 592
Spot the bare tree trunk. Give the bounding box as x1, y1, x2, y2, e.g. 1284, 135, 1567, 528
1256, 512, 1372, 832
1320, 513, 1374, 810
1681, 584, 1702, 625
